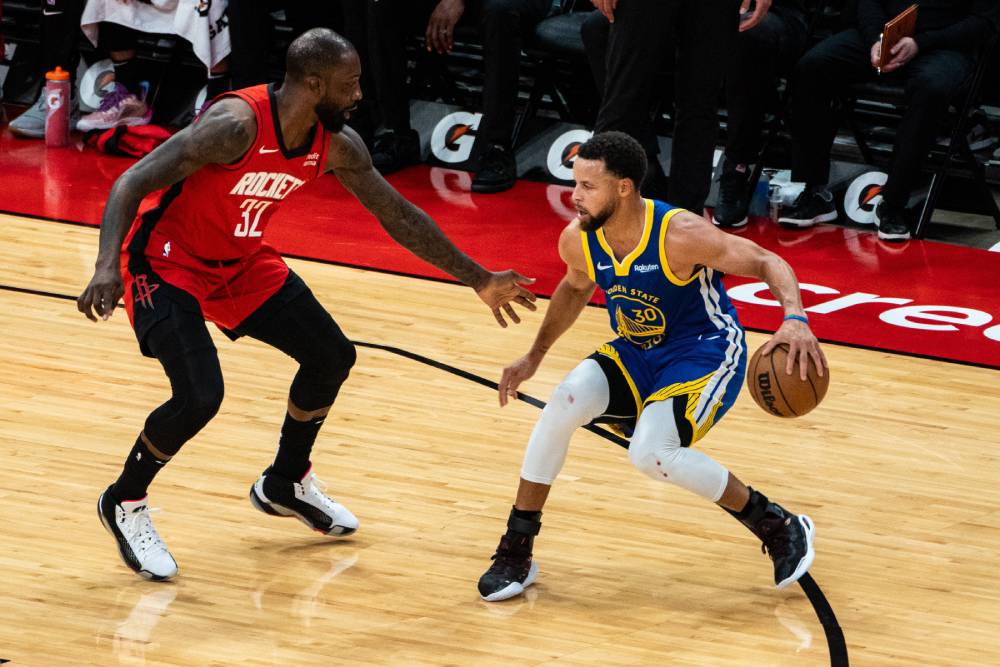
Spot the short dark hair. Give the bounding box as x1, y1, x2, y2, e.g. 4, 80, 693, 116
285, 28, 356, 81
576, 131, 648, 188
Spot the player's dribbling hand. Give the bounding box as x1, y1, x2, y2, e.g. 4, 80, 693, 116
498, 353, 542, 406
78, 266, 124, 322
475, 270, 537, 328
759, 318, 828, 381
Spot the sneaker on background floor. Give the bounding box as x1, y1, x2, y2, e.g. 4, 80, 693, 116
372, 129, 421, 175
472, 143, 517, 194
712, 160, 752, 228
875, 202, 912, 242
9, 89, 81, 138
778, 187, 838, 228
77, 83, 152, 132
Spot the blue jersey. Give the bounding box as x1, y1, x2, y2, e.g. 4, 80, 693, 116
580, 199, 747, 443
581, 198, 743, 348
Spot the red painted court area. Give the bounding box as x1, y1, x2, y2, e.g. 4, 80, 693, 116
2, 132, 998, 368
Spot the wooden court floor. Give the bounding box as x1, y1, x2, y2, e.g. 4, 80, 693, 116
1, 214, 999, 666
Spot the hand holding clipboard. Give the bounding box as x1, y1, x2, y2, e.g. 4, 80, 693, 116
871, 4, 919, 74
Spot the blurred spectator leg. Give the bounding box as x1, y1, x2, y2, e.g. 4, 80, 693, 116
227, 0, 272, 88
76, 23, 150, 132
667, 0, 737, 214
879, 50, 974, 228
714, 8, 807, 228
9, 0, 84, 138
579, 10, 608, 93
367, 0, 427, 174
472, 0, 551, 194
781, 28, 872, 227
592, 0, 674, 201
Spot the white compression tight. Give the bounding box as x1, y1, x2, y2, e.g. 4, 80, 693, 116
520, 359, 609, 485
520, 359, 730, 503
627, 399, 730, 502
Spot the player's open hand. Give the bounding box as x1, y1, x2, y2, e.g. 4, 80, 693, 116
78, 265, 124, 322
499, 352, 542, 406
759, 318, 828, 381
475, 270, 537, 327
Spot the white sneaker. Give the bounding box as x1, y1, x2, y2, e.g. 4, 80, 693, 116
249, 465, 358, 536
98, 486, 178, 580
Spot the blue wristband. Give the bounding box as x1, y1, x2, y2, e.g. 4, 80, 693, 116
784, 314, 809, 325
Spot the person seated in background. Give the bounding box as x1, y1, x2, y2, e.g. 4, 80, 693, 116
365, 0, 552, 189
8, 0, 85, 139
77, 0, 233, 131
580, 0, 772, 212
712, 0, 811, 228
779, 0, 1000, 242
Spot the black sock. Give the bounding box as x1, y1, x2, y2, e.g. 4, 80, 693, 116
272, 412, 324, 480
112, 59, 143, 97
112, 436, 170, 501
725, 487, 770, 535
206, 73, 231, 99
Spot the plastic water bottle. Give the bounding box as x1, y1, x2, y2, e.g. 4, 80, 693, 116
768, 182, 783, 224
44, 66, 71, 148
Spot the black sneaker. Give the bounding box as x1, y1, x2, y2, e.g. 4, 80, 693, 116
472, 143, 517, 194
249, 465, 358, 536
372, 129, 421, 175
478, 508, 541, 601
753, 504, 816, 589
712, 160, 751, 228
875, 203, 911, 242
478, 534, 539, 601
778, 188, 838, 228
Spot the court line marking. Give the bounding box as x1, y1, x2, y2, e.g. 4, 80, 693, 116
0, 281, 849, 667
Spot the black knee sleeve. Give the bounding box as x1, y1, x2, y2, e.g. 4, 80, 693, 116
288, 321, 356, 411
238, 283, 357, 413
142, 310, 225, 456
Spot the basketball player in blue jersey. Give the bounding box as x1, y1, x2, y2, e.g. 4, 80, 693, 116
478, 131, 828, 601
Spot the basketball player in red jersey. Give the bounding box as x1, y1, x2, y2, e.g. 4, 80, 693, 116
77, 28, 537, 581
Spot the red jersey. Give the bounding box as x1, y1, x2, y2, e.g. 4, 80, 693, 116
126, 84, 329, 262
120, 84, 329, 334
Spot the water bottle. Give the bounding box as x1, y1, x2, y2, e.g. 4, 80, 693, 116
44, 66, 71, 148
768, 182, 783, 224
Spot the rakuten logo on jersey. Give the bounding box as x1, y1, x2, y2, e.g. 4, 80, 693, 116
229, 172, 305, 200
729, 282, 1000, 343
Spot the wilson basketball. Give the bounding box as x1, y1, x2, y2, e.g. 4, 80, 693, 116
746, 344, 829, 418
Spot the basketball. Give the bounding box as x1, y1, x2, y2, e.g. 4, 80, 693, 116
746, 343, 829, 418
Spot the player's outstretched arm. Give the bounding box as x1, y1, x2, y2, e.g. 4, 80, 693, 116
665, 212, 827, 380
328, 126, 536, 327
77, 99, 256, 322
499, 222, 596, 406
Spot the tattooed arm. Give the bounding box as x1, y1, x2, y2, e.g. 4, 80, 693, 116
328, 126, 536, 326
77, 98, 257, 321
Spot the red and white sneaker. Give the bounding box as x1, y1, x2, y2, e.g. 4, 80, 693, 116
249, 465, 358, 536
